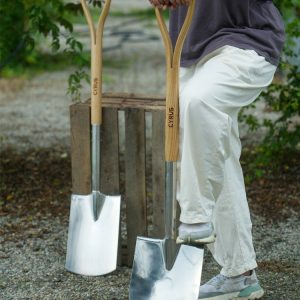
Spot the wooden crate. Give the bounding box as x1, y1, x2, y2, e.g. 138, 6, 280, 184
70, 93, 166, 266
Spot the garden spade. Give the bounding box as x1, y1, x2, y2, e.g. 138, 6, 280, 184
129, 1, 204, 299
65, 0, 121, 276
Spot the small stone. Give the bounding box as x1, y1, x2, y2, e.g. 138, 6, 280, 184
32, 241, 41, 252
16, 241, 24, 248
53, 277, 63, 283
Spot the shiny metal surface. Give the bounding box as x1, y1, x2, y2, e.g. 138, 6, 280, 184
165, 162, 177, 240
129, 159, 204, 298
130, 238, 204, 300
65, 193, 121, 276
92, 125, 104, 221
165, 162, 178, 270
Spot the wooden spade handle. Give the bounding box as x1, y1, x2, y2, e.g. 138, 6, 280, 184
155, 1, 196, 162
80, 0, 111, 125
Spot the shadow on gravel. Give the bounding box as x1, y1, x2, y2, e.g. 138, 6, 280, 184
0, 147, 71, 219
0, 147, 299, 299
243, 151, 300, 222
1, 147, 299, 222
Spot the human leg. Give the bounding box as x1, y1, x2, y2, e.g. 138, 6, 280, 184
177, 46, 276, 276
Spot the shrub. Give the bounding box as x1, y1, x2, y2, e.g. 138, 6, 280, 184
241, 0, 300, 179
0, 1, 25, 68
0, 0, 102, 99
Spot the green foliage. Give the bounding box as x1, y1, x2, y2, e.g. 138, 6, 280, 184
0, 0, 25, 66
275, 0, 300, 57
241, 1, 300, 180
0, 0, 103, 99
0, 2, 179, 100
262, 64, 300, 151
67, 68, 90, 102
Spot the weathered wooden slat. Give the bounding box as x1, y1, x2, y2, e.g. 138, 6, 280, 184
100, 108, 122, 265
100, 108, 120, 195
151, 111, 166, 239
70, 103, 91, 195
102, 99, 165, 111
124, 108, 147, 266
103, 92, 164, 101
83, 92, 165, 111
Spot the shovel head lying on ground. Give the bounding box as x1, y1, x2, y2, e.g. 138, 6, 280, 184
65, 193, 121, 276
130, 237, 204, 300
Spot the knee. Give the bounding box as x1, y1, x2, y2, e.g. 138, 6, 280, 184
180, 83, 216, 115
181, 89, 233, 136
181, 84, 211, 107
180, 88, 215, 126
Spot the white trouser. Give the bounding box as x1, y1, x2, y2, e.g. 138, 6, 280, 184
177, 45, 277, 276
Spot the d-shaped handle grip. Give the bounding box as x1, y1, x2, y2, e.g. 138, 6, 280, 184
80, 0, 111, 125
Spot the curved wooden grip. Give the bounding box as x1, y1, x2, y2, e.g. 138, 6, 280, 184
155, 0, 195, 162
80, 0, 111, 125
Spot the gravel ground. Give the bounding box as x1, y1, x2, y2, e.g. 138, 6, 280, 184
1, 3, 300, 300
0, 211, 299, 299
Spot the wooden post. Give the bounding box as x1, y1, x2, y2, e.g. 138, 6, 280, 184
100, 108, 120, 195
100, 107, 121, 264
152, 111, 165, 238
70, 102, 91, 195
124, 108, 147, 266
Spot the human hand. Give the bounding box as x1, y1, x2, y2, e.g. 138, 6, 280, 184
172, 0, 191, 5
148, 0, 190, 9
148, 0, 173, 9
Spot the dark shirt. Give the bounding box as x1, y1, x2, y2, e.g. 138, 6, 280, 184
169, 0, 285, 67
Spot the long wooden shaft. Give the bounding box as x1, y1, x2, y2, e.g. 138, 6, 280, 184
155, 1, 196, 162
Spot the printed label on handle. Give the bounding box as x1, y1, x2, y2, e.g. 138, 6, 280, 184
168, 107, 174, 128
93, 77, 99, 96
